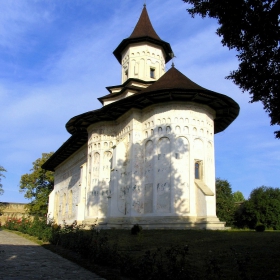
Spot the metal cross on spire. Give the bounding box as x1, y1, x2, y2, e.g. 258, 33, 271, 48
169, 52, 176, 67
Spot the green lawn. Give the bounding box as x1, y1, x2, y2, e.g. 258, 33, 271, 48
100, 229, 280, 279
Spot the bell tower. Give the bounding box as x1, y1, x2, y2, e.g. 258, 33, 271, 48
113, 5, 173, 83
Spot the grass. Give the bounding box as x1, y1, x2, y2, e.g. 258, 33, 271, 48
4, 228, 280, 279
102, 229, 280, 279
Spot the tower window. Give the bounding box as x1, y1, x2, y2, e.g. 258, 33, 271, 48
150, 68, 155, 78
124, 69, 128, 79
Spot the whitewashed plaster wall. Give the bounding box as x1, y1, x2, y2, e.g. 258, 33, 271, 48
121, 43, 166, 83
85, 102, 217, 224
85, 122, 117, 223
49, 145, 87, 225
49, 101, 218, 227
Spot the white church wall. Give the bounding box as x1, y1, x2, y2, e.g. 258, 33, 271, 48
85, 122, 116, 222
47, 190, 55, 221
52, 144, 87, 225
104, 102, 216, 223
139, 102, 215, 219
52, 102, 218, 226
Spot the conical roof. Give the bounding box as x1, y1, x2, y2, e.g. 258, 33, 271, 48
141, 66, 206, 93
113, 5, 173, 64
129, 5, 161, 40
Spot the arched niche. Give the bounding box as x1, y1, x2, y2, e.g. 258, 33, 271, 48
68, 190, 73, 217
144, 140, 154, 213
194, 138, 204, 160
156, 137, 171, 213
174, 136, 190, 214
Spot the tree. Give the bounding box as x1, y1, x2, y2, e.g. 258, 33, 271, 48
183, 0, 280, 138
216, 178, 236, 226
19, 153, 54, 216
233, 191, 245, 203
237, 186, 280, 229
0, 166, 7, 196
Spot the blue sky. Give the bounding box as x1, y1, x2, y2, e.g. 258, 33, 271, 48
0, 0, 279, 203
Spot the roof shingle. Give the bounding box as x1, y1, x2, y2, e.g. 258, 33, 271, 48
141, 66, 206, 93
129, 5, 161, 40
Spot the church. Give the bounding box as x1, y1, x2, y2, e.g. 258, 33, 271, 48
43, 5, 239, 229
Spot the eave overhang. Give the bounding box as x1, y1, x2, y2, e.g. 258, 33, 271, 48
98, 78, 155, 105
113, 36, 173, 64
42, 130, 88, 172
67, 87, 239, 135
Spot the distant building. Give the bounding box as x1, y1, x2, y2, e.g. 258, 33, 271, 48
43, 6, 239, 229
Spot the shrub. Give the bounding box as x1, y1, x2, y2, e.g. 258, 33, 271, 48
255, 224, 265, 232
131, 224, 143, 235
4, 215, 53, 242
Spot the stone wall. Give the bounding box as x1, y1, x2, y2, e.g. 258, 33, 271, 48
0, 203, 28, 225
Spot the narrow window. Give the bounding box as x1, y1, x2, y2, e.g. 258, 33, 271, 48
150, 68, 155, 78
109, 157, 113, 169
125, 69, 128, 80
195, 162, 200, 179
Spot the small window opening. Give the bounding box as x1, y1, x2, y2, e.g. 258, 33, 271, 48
125, 69, 128, 80
150, 68, 155, 79
195, 161, 201, 179
109, 157, 113, 170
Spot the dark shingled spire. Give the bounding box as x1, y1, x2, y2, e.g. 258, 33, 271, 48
141, 66, 206, 93
129, 5, 161, 40
113, 6, 173, 64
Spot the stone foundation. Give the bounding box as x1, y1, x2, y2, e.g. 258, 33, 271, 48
83, 216, 226, 230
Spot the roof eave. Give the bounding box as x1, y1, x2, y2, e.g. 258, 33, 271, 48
67, 88, 239, 135
42, 130, 88, 171
113, 37, 173, 64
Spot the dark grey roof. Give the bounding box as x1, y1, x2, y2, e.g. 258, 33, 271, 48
113, 6, 173, 64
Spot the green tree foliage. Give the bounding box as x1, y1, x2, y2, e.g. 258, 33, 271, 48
216, 178, 236, 226
233, 191, 245, 202
19, 153, 54, 216
237, 186, 280, 229
0, 166, 7, 196
183, 0, 280, 138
